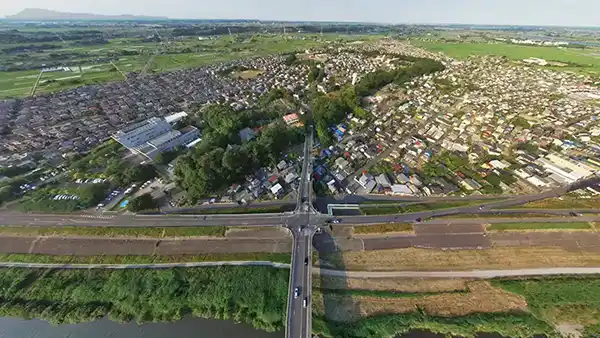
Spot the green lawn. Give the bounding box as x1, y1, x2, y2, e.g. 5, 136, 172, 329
487, 222, 591, 231
412, 40, 600, 75
0, 226, 227, 237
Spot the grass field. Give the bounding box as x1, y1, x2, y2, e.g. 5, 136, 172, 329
495, 277, 600, 331
313, 280, 526, 322
487, 222, 592, 231
353, 223, 414, 234
318, 247, 600, 272
411, 40, 600, 75
313, 276, 470, 293
0, 226, 227, 237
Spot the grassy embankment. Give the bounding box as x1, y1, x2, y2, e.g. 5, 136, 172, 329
411, 40, 600, 76
516, 198, 600, 209
353, 223, 414, 234
0, 253, 291, 265
435, 213, 565, 219
0, 226, 228, 238
4, 266, 600, 337
359, 200, 493, 215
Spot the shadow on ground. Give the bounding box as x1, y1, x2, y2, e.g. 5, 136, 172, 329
312, 227, 360, 337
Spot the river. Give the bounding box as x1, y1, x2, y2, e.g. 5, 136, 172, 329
0, 316, 514, 338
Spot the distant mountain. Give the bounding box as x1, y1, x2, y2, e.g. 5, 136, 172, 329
5, 8, 168, 21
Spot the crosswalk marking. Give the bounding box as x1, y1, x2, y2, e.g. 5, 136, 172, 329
78, 215, 115, 220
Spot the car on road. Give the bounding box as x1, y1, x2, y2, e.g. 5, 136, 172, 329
415, 218, 422, 223
294, 287, 300, 299
304, 257, 309, 266
570, 212, 583, 217
478, 205, 485, 210
303, 297, 308, 308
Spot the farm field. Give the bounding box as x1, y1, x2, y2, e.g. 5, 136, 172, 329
411, 40, 600, 75
318, 247, 600, 271
0, 34, 363, 99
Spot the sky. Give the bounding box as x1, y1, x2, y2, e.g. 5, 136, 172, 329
0, 0, 599, 27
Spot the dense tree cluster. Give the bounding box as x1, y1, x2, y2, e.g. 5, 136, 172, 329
128, 193, 156, 212
284, 53, 297, 66
0, 165, 32, 178
310, 58, 445, 145
175, 105, 303, 201
355, 58, 445, 96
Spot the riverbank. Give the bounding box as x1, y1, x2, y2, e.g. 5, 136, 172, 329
0, 266, 598, 337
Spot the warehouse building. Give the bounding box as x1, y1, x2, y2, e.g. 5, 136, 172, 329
112, 114, 200, 161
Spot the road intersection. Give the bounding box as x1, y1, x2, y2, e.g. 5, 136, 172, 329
0, 129, 599, 337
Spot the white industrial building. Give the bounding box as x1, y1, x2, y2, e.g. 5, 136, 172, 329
536, 154, 594, 184
112, 117, 172, 149
134, 127, 200, 160
112, 114, 200, 160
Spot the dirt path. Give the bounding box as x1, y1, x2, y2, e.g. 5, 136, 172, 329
1, 261, 600, 280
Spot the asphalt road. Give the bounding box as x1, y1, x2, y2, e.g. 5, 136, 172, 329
286, 128, 316, 338
286, 227, 314, 338
1, 207, 600, 229
2, 176, 598, 229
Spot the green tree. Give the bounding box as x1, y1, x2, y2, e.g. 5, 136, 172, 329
284, 53, 297, 66
316, 121, 334, 146
512, 116, 531, 129
515, 141, 538, 154
339, 86, 360, 110
128, 193, 156, 212
308, 66, 319, 83
78, 183, 109, 206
